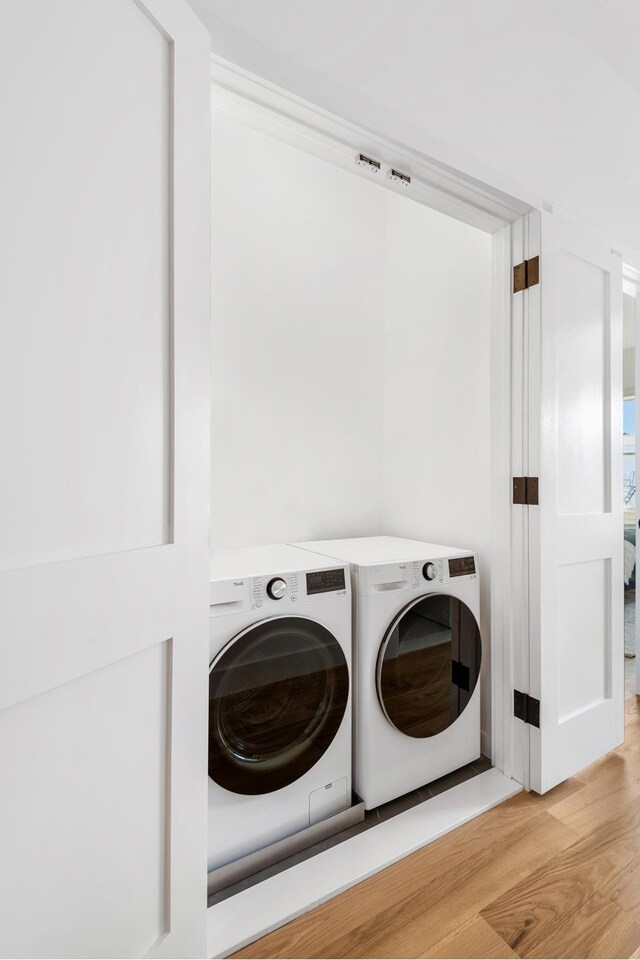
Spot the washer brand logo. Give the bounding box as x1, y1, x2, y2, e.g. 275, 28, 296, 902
399, 564, 406, 570
233, 581, 244, 587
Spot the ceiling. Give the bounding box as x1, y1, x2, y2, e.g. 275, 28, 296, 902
187, 0, 640, 251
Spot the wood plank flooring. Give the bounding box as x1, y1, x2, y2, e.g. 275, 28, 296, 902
232, 696, 640, 959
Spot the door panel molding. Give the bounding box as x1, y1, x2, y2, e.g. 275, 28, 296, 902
519, 209, 624, 794
0, 1, 210, 956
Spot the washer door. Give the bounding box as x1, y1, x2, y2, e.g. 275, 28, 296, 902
209, 616, 349, 795
377, 594, 481, 738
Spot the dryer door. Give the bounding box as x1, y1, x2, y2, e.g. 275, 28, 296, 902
377, 594, 481, 738
209, 616, 349, 795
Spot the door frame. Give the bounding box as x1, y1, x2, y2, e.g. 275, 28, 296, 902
624, 259, 640, 696
210, 55, 533, 787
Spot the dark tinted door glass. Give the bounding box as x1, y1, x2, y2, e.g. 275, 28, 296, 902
377, 594, 481, 738
209, 617, 349, 795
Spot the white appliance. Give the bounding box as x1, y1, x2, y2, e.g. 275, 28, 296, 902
295, 537, 482, 809
208, 544, 352, 874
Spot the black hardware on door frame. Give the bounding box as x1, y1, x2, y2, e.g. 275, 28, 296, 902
514, 689, 540, 728
513, 255, 540, 292
513, 477, 539, 505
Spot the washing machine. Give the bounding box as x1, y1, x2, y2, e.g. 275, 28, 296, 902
294, 536, 482, 810
207, 544, 352, 878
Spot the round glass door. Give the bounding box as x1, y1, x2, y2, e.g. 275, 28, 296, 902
377, 594, 481, 738
209, 616, 349, 795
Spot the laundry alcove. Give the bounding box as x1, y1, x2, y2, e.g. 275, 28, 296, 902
211, 97, 494, 755
206, 55, 635, 958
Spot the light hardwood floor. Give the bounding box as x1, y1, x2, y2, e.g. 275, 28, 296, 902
233, 695, 640, 960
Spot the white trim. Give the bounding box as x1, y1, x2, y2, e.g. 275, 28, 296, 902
490, 223, 514, 775
624, 258, 640, 698
211, 56, 529, 235
524, 212, 542, 791
206, 768, 521, 958
507, 214, 530, 789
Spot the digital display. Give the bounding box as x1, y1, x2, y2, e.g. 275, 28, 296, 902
306, 568, 346, 595
448, 556, 476, 578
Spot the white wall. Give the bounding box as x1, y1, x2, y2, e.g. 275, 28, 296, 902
379, 195, 493, 748
212, 115, 493, 748
211, 116, 385, 548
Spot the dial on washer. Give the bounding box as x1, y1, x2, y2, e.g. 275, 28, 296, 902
422, 562, 436, 581
267, 577, 287, 599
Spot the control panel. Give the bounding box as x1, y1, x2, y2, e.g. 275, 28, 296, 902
422, 562, 437, 581
266, 577, 287, 600
306, 568, 346, 595
249, 566, 349, 611
412, 558, 446, 586
358, 554, 478, 596
251, 572, 300, 608
448, 556, 476, 578
209, 565, 349, 614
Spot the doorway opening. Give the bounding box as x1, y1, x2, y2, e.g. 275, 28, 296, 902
207, 59, 526, 952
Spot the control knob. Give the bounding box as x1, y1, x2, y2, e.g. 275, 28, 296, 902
422, 562, 437, 581
267, 577, 287, 600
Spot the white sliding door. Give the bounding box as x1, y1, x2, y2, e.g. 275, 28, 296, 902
0, 2, 210, 956
515, 210, 624, 793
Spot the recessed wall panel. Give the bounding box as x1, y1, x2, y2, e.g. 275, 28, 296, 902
0, 640, 170, 958
558, 558, 611, 722
557, 251, 609, 516
0, 0, 171, 570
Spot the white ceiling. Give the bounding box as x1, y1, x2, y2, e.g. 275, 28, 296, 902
188, 0, 640, 251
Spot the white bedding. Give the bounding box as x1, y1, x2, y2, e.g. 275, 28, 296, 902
625, 539, 636, 586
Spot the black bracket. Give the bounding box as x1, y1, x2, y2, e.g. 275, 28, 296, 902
514, 689, 540, 728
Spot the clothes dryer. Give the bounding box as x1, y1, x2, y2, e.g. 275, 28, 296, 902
295, 537, 481, 809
